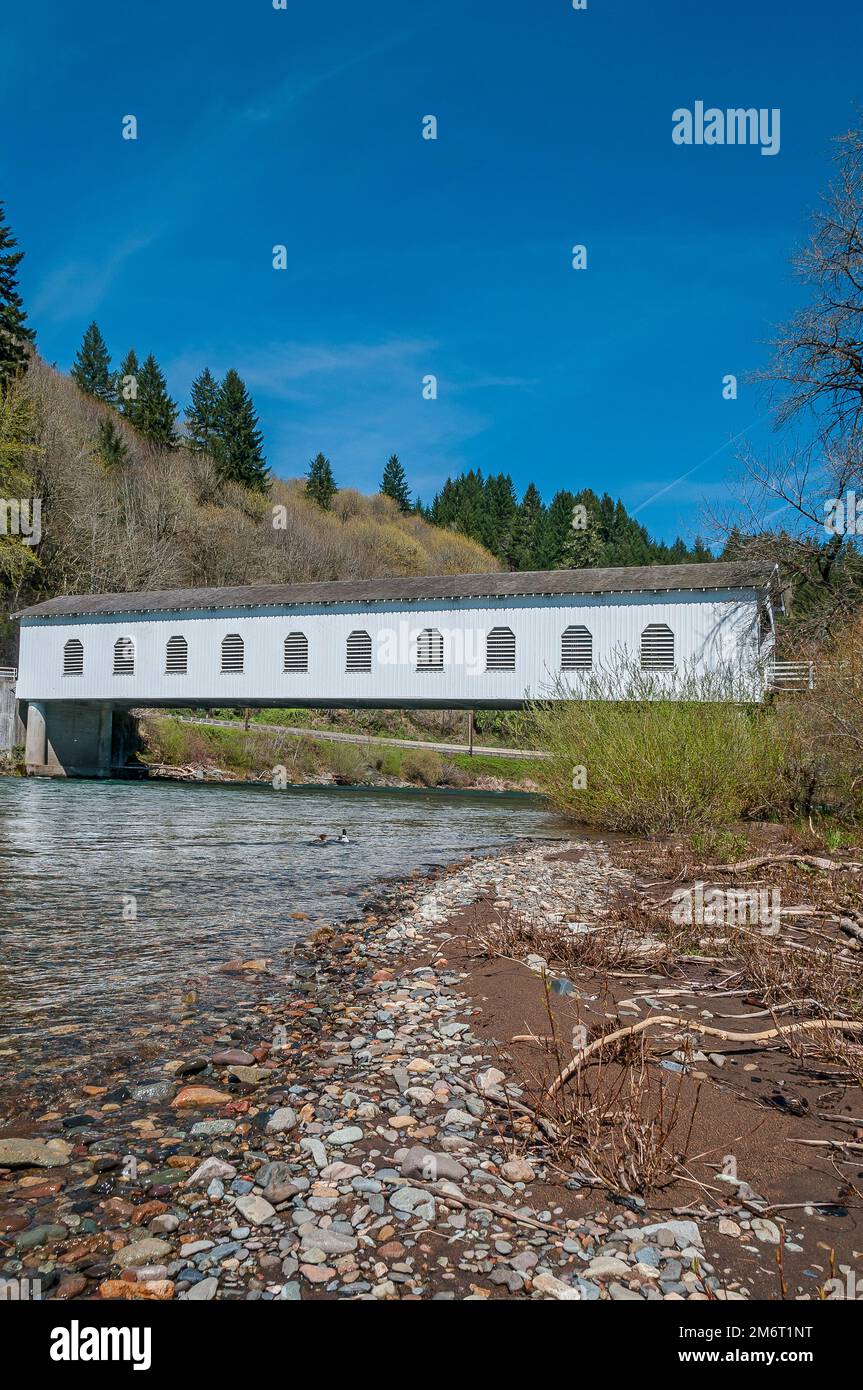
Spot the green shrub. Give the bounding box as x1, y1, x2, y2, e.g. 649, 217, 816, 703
325, 742, 370, 783
401, 749, 443, 786
371, 744, 403, 777
527, 661, 778, 833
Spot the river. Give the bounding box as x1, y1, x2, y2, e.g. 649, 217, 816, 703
0, 777, 564, 1113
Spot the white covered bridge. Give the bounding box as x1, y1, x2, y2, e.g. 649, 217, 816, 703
14, 560, 778, 777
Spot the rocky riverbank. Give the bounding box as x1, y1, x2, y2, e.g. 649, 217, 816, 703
1, 839, 859, 1301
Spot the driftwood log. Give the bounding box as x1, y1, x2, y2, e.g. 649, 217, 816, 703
544, 1015, 863, 1098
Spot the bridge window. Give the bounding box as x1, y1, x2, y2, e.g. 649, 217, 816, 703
640, 623, 675, 670
346, 630, 372, 672
284, 632, 309, 672
221, 633, 244, 674
416, 628, 444, 671
113, 637, 135, 675
486, 626, 515, 671
63, 638, 84, 677
166, 635, 188, 675
561, 625, 592, 670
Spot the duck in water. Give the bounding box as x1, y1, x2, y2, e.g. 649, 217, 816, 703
337, 828, 349, 843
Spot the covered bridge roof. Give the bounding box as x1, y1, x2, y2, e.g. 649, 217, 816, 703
17, 561, 777, 620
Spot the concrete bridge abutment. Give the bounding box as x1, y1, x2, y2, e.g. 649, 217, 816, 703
24, 701, 114, 778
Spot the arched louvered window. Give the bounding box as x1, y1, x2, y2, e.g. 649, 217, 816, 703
561, 625, 592, 670
416, 627, 444, 671
113, 637, 135, 675
640, 623, 675, 670
221, 633, 244, 673
284, 632, 309, 673
346, 630, 372, 672
486, 626, 515, 671
63, 638, 84, 677
166, 635, 188, 675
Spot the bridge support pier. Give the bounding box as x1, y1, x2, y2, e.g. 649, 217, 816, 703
25, 701, 114, 778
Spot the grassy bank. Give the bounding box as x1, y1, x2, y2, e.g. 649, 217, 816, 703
201, 705, 527, 748
525, 650, 863, 836
138, 715, 542, 791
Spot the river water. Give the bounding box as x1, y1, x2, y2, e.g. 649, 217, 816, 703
0, 778, 564, 1112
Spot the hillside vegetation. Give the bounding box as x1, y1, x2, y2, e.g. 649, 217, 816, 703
0, 359, 497, 660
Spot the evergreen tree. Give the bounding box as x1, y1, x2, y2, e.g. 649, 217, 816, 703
185, 368, 221, 455
0, 203, 35, 387
214, 369, 269, 491
484, 473, 519, 565
380, 453, 411, 511
306, 452, 337, 510
511, 483, 545, 569
535, 489, 577, 568
71, 322, 114, 403
94, 416, 129, 470
136, 353, 178, 448
690, 534, 714, 563
117, 348, 141, 426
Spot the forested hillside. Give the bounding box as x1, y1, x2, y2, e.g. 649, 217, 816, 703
0, 199, 714, 668
420, 473, 712, 571
0, 358, 497, 663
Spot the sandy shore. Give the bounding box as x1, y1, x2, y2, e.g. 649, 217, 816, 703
0, 836, 859, 1301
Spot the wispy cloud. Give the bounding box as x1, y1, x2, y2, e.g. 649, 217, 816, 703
166, 332, 490, 491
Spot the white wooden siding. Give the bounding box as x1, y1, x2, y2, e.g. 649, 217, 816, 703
16, 589, 766, 706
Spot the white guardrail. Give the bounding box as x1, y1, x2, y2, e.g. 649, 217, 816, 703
767, 661, 815, 692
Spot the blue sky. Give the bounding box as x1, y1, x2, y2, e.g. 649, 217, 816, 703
2, 0, 861, 543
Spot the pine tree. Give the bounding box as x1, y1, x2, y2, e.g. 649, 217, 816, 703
71, 322, 114, 403
94, 416, 129, 470
380, 453, 411, 511
215, 369, 269, 491
136, 353, 178, 448
185, 368, 221, 455
117, 349, 141, 426
0, 203, 35, 387
306, 452, 337, 510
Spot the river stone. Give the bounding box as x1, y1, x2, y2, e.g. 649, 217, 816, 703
131, 1082, 174, 1102
185, 1276, 219, 1301
212, 1049, 255, 1066
501, 1158, 535, 1183
400, 1146, 467, 1183
258, 1162, 300, 1203
327, 1127, 363, 1146
300, 1138, 327, 1168
389, 1187, 435, 1220
265, 1107, 297, 1134
586, 1256, 631, 1279
186, 1157, 238, 1188
171, 1085, 232, 1109
299, 1229, 357, 1255
115, 1237, 173, 1267
234, 1194, 276, 1226
228, 1065, 271, 1085
637, 1219, 703, 1251
0, 1138, 72, 1169
533, 1272, 583, 1300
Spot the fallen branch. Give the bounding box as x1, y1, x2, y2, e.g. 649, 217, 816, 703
704, 853, 862, 873
786, 1138, 863, 1152
546, 1015, 863, 1098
